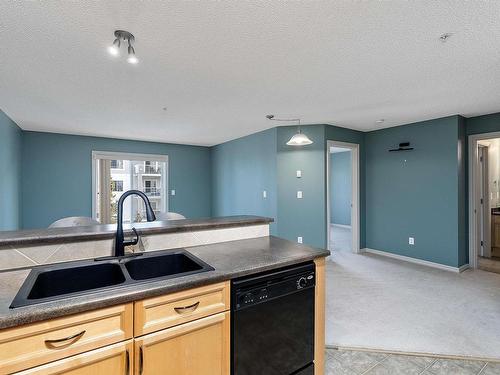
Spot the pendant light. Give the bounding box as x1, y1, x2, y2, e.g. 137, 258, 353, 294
286, 120, 313, 146
266, 115, 313, 146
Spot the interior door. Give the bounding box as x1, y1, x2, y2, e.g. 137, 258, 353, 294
134, 312, 229, 375
479, 146, 492, 258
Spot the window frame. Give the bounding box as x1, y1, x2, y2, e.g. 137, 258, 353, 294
91, 151, 169, 222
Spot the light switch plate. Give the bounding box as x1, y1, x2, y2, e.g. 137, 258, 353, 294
409, 237, 415, 245
296, 170, 302, 178
263, 190, 267, 198
171, 190, 176, 196
297, 236, 303, 244
297, 191, 303, 199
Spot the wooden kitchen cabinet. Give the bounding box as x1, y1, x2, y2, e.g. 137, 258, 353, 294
15, 340, 133, 375
134, 281, 229, 336
134, 311, 230, 375
0, 304, 133, 374
492, 215, 500, 257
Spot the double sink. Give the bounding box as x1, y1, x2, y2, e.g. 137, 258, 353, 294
10, 249, 214, 308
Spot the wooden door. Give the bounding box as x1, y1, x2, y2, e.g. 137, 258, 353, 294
134, 312, 229, 375
16, 341, 132, 375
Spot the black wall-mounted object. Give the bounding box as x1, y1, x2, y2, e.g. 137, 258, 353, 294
389, 142, 414, 152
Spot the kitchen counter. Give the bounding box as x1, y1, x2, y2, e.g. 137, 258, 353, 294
0, 215, 273, 247
0, 235, 329, 330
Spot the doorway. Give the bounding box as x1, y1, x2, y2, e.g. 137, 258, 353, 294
326, 141, 360, 253
469, 133, 500, 274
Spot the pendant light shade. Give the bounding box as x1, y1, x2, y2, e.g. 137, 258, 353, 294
265, 115, 313, 146
286, 131, 313, 146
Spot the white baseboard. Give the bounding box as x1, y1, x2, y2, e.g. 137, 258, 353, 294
330, 223, 352, 229
361, 248, 469, 273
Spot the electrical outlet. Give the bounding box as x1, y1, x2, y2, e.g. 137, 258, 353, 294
171, 189, 176, 196
263, 190, 267, 198
409, 237, 415, 245
297, 236, 303, 244
297, 191, 303, 199
296, 170, 302, 178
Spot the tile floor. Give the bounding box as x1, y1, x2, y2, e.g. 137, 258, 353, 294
326, 348, 500, 374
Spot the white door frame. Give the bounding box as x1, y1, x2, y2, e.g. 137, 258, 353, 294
326, 140, 360, 253
468, 131, 500, 268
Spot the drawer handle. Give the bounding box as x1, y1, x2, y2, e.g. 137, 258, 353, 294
174, 301, 200, 314
44, 330, 86, 348
139, 346, 144, 375
125, 349, 130, 375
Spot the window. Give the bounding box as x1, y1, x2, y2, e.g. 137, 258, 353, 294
111, 180, 124, 192
110, 160, 123, 169
92, 152, 168, 224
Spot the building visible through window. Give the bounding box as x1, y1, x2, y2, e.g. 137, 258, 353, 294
111, 180, 124, 192
93, 152, 168, 224
110, 160, 124, 169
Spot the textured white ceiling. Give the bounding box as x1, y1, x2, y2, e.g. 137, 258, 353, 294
1, 1, 500, 146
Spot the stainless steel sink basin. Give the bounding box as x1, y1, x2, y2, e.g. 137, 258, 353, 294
10, 249, 213, 308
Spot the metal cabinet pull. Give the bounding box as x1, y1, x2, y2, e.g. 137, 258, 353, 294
139, 346, 144, 375
174, 301, 200, 314
125, 349, 130, 375
44, 330, 86, 348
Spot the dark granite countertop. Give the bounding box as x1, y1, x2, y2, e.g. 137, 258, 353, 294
0, 215, 273, 246
0, 236, 329, 330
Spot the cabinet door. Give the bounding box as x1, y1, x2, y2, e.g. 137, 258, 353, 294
492, 216, 500, 248
15, 341, 133, 375
134, 312, 229, 375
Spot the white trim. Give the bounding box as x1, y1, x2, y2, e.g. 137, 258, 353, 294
91, 151, 169, 221
468, 131, 500, 269
362, 248, 469, 273
326, 140, 360, 254
92, 150, 168, 163
330, 223, 352, 230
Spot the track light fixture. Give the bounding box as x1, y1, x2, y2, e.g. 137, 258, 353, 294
108, 30, 138, 64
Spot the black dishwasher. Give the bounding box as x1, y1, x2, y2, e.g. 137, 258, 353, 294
231, 262, 315, 375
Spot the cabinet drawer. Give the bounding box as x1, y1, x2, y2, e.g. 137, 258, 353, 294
134, 282, 229, 336
14, 340, 133, 375
0, 304, 133, 374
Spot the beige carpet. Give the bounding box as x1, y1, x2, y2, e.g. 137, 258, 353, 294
326, 251, 500, 360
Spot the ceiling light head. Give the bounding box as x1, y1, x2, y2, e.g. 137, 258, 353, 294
107, 38, 120, 56
127, 45, 138, 64
266, 114, 275, 120
376, 119, 385, 124
439, 33, 452, 42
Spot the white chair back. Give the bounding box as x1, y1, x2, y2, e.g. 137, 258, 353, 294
155, 212, 186, 221
49, 216, 100, 228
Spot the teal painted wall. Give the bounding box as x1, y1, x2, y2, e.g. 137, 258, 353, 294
277, 125, 327, 248
365, 116, 463, 267
21, 132, 212, 229
458, 116, 467, 266
466, 112, 500, 136
211, 128, 277, 234
0, 110, 22, 230
330, 151, 352, 226
210, 123, 365, 250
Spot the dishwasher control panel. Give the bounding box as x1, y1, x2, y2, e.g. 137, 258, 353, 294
235, 268, 315, 309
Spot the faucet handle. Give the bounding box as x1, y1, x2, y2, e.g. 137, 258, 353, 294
123, 227, 139, 247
